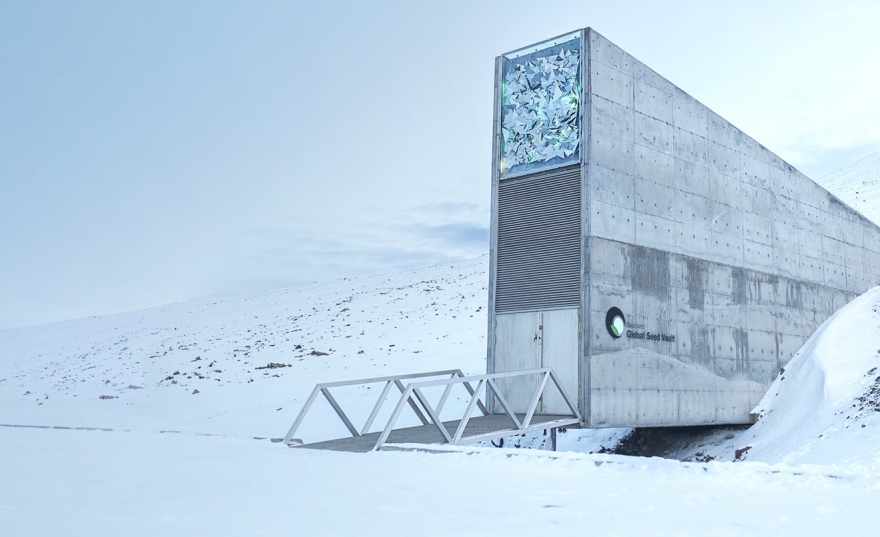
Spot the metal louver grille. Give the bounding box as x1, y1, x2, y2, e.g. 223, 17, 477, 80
495, 165, 581, 312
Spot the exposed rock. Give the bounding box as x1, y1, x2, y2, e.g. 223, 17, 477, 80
255, 362, 290, 370
734, 446, 752, 460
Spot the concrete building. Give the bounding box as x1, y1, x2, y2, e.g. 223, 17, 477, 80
487, 29, 880, 427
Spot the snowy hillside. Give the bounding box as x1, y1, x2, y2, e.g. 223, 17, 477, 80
0, 257, 489, 439
816, 151, 880, 224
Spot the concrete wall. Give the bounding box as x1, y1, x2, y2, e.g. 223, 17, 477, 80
489, 28, 880, 428
583, 28, 880, 426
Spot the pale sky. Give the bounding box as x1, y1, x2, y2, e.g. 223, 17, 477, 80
2, 0, 879, 329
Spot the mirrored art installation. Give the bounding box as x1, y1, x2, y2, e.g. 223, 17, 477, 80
500, 33, 581, 178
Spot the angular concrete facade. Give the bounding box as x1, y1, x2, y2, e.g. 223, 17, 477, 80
487, 29, 880, 427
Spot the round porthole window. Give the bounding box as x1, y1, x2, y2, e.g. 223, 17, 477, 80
605, 307, 625, 338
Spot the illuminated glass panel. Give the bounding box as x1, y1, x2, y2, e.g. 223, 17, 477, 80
500, 32, 581, 178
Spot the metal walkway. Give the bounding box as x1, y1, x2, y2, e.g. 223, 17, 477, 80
284, 368, 581, 452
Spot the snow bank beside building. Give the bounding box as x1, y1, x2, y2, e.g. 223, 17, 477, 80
706, 287, 880, 467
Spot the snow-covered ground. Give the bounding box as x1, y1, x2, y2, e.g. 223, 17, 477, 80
3, 154, 880, 535
4, 426, 877, 537
0, 258, 490, 440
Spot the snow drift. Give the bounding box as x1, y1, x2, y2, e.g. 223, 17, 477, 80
722, 286, 880, 467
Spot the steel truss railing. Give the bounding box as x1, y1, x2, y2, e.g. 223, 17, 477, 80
283, 369, 470, 447
283, 367, 581, 451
